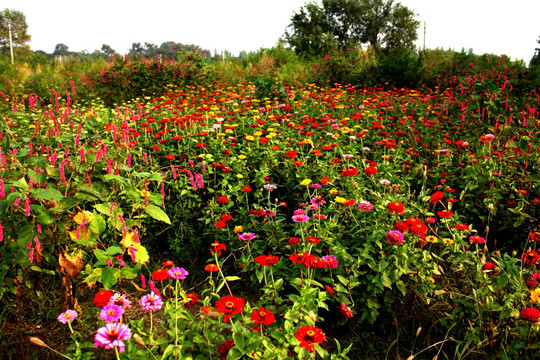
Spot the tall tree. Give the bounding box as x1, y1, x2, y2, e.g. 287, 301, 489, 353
101, 44, 117, 58
0, 9, 31, 50
284, 0, 419, 56
52, 43, 70, 57
530, 36, 540, 67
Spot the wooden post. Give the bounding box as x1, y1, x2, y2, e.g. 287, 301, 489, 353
8, 21, 14, 64
423, 21, 426, 51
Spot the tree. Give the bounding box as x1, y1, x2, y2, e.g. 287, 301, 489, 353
530, 36, 540, 67
284, 0, 419, 56
0, 9, 31, 48
52, 43, 70, 57
101, 44, 117, 58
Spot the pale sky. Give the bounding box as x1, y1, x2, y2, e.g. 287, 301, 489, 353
3, 0, 539, 63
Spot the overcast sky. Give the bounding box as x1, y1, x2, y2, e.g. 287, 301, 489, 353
3, 0, 539, 63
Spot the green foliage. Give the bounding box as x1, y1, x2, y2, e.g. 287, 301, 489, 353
283, 0, 420, 56
377, 46, 420, 88
310, 47, 378, 86
83, 55, 208, 106
0, 9, 31, 48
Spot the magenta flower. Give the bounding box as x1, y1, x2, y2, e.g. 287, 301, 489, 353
100, 304, 124, 322
469, 235, 486, 244
108, 293, 131, 309
238, 232, 257, 241
386, 230, 404, 245
57, 310, 77, 324
94, 322, 132, 353
140, 292, 163, 311
358, 201, 373, 211
321, 255, 338, 268
168, 267, 189, 280
263, 184, 277, 190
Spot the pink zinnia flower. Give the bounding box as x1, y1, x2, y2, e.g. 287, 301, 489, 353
94, 322, 132, 353
238, 232, 257, 241
386, 230, 404, 245
140, 292, 163, 311
358, 201, 373, 211
108, 293, 131, 309
469, 235, 486, 244
263, 184, 277, 190
58, 310, 77, 324
168, 267, 189, 280
292, 214, 309, 223
100, 304, 124, 322
321, 255, 338, 268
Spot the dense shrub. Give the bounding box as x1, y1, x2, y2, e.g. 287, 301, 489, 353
83, 54, 208, 106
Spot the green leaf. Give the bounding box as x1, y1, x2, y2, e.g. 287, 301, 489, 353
101, 266, 120, 289
233, 333, 245, 351
30, 188, 64, 201
161, 344, 176, 360
144, 204, 171, 224
105, 246, 124, 256
380, 273, 392, 289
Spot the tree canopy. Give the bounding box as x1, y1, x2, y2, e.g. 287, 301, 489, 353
0, 9, 31, 48
283, 0, 420, 56
530, 36, 540, 67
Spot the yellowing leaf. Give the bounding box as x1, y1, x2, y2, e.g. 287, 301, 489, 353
73, 210, 93, 225
121, 231, 137, 248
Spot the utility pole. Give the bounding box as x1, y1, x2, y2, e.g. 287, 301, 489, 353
423, 21, 426, 51
8, 20, 14, 64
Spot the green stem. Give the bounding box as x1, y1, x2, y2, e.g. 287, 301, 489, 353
215, 252, 232, 295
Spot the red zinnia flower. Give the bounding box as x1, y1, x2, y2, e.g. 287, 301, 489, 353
285, 150, 298, 159
241, 186, 252, 192
437, 210, 453, 218
152, 268, 169, 281
217, 196, 229, 203
320, 177, 331, 185
530, 232, 540, 242
387, 202, 405, 214
522, 250, 540, 267
184, 293, 199, 307
250, 306, 275, 325
215, 295, 245, 323
215, 220, 227, 229
162, 259, 174, 269
217, 340, 235, 360
210, 241, 227, 256
254, 254, 279, 267
294, 325, 325, 352
221, 213, 232, 221
430, 191, 444, 204
393, 221, 409, 233
519, 307, 540, 322
204, 263, 219, 272
364, 166, 377, 175
165, 154, 175, 160
454, 223, 470, 231
481, 262, 496, 271
93, 290, 114, 308
288, 237, 300, 245
306, 236, 320, 244
406, 218, 427, 235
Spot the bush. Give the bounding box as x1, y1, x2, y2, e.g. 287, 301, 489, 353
377, 46, 421, 88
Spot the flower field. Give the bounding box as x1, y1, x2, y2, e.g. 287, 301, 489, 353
0, 55, 539, 359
